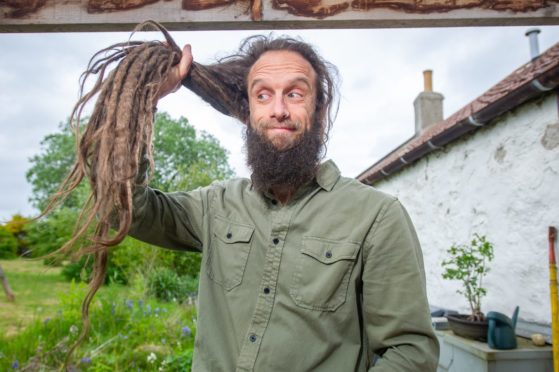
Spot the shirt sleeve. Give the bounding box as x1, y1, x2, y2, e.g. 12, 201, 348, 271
127, 184, 209, 252
362, 199, 439, 371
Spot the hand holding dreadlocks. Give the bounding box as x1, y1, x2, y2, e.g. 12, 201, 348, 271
157, 44, 193, 100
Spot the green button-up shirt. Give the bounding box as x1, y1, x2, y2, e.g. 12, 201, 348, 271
129, 160, 439, 371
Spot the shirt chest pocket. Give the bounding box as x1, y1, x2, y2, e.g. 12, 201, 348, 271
207, 216, 255, 291
290, 237, 360, 311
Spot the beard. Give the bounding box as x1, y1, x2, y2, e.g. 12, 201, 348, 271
245, 118, 324, 194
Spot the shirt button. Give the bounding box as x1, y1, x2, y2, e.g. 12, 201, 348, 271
263, 287, 270, 294
273, 238, 279, 245
226, 232, 232, 239
249, 334, 257, 342
325, 250, 332, 258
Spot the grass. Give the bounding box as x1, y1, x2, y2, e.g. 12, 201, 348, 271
0, 259, 71, 336
0, 259, 197, 371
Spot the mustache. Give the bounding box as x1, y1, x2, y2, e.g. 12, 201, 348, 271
256, 119, 302, 131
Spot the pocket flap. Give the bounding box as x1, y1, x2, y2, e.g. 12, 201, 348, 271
213, 216, 255, 243
302, 237, 360, 264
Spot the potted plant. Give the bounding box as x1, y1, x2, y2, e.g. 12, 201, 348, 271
441, 233, 494, 341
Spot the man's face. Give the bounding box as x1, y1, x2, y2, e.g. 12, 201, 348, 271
247, 50, 317, 151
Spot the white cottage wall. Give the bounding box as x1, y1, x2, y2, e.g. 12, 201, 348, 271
374, 93, 559, 325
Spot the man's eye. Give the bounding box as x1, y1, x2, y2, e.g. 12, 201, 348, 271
257, 93, 270, 100
287, 91, 303, 99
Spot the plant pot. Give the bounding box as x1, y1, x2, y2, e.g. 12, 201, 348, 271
446, 314, 488, 342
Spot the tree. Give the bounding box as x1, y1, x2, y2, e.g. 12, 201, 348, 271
27, 113, 234, 210
5, 214, 31, 256
150, 112, 233, 191
26, 112, 234, 280
0, 225, 18, 259
25, 208, 82, 261
26, 122, 82, 211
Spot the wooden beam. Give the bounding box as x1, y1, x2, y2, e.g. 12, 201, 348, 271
1, 0, 558, 33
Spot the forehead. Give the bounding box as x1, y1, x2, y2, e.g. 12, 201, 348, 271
248, 50, 316, 87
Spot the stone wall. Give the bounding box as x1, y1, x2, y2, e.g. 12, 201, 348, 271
374, 92, 559, 325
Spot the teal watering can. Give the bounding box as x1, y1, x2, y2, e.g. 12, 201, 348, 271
487, 306, 520, 350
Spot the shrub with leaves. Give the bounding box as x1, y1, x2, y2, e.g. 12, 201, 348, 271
25, 208, 81, 264
4, 214, 30, 256
62, 254, 128, 285
441, 234, 494, 321
147, 267, 183, 303
0, 282, 197, 371
156, 249, 202, 279
147, 267, 198, 303
0, 224, 18, 259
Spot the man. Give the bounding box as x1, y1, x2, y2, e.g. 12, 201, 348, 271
132, 36, 439, 371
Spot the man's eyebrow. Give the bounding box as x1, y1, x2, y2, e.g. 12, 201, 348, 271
290, 77, 313, 91
249, 78, 265, 92
249, 77, 313, 92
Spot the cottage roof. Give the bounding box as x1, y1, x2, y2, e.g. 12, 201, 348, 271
357, 42, 559, 185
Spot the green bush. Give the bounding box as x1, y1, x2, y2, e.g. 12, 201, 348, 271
25, 208, 80, 259
180, 275, 199, 297
111, 236, 157, 282
62, 254, 128, 285
147, 267, 198, 303
163, 349, 194, 370
0, 282, 197, 371
147, 267, 182, 302
170, 251, 202, 278
58, 236, 202, 290
0, 225, 18, 259
4, 214, 31, 256
151, 249, 202, 278
59, 237, 154, 285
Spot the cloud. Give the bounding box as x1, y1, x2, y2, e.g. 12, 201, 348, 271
0, 26, 558, 220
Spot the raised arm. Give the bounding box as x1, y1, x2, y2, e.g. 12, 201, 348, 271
126, 43, 207, 252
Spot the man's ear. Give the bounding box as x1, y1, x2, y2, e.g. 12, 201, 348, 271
243, 110, 251, 127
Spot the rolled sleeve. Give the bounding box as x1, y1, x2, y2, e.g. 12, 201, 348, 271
363, 199, 439, 371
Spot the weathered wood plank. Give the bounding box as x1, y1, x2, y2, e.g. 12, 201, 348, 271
0, 0, 558, 32
0, 264, 15, 302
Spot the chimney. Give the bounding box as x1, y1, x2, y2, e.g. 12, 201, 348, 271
414, 70, 444, 134
525, 28, 541, 60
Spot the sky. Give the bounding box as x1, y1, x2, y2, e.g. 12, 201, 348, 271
1, 26, 558, 221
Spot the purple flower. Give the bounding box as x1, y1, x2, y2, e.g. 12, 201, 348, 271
111, 303, 116, 315
43, 317, 51, 325
181, 326, 191, 337
145, 304, 152, 315
125, 299, 134, 310
138, 299, 144, 308
80, 357, 92, 364
11, 360, 19, 369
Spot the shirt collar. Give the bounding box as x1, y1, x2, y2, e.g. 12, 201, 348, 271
315, 159, 340, 192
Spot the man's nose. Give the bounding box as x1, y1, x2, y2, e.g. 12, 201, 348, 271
271, 95, 289, 121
